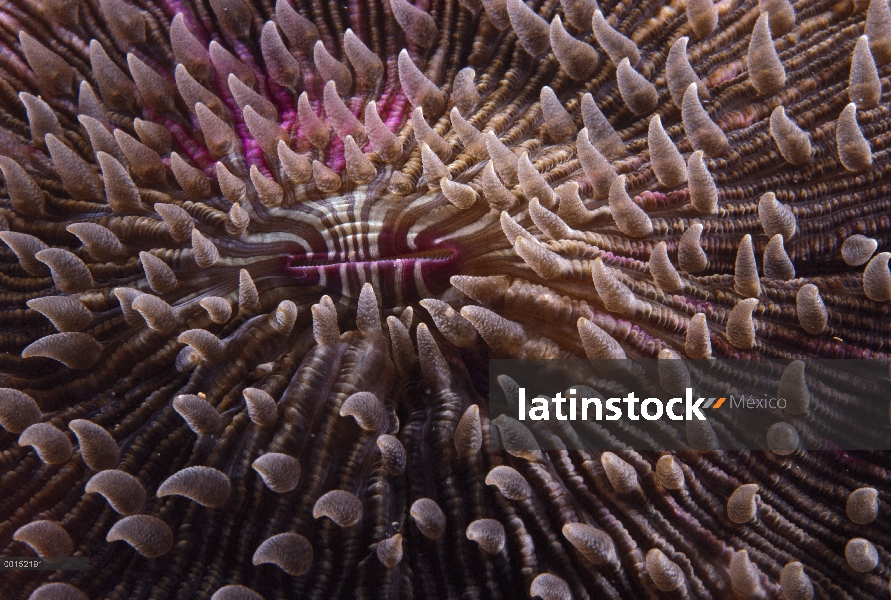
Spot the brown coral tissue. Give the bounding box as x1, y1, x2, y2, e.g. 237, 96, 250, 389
0, 0, 890, 597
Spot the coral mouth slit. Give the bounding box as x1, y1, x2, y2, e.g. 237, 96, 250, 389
285, 244, 459, 300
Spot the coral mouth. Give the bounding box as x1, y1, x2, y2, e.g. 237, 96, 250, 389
284, 245, 460, 300
285, 247, 457, 269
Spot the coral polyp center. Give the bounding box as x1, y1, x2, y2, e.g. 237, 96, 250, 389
0, 0, 889, 597
279, 192, 465, 300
